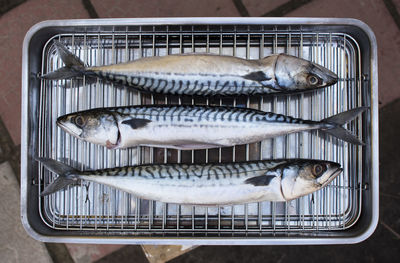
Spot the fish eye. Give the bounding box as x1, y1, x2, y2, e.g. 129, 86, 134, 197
307, 75, 320, 86
73, 115, 86, 128
312, 164, 325, 177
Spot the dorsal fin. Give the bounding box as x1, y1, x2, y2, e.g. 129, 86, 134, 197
121, 118, 151, 129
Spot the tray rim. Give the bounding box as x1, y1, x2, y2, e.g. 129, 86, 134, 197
20, 17, 379, 245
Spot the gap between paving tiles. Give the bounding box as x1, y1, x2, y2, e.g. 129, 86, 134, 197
82, 0, 99, 18
383, 0, 400, 30
262, 0, 313, 16
0, 0, 27, 15
232, 0, 250, 16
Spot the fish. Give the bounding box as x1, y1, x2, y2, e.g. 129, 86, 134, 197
37, 158, 342, 205
41, 41, 338, 96
56, 105, 367, 150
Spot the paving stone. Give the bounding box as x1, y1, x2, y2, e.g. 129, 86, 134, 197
91, 0, 240, 18
379, 99, 400, 198
380, 194, 400, 237
0, 0, 26, 14
379, 98, 400, 237
0, 2, 127, 262
95, 245, 148, 263
285, 0, 400, 107
0, 161, 52, 263
390, 0, 400, 14
243, 0, 289, 16
66, 243, 125, 263
0, 0, 90, 145
142, 245, 198, 263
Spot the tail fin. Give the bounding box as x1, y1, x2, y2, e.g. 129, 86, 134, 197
320, 107, 368, 146
36, 157, 80, 196
41, 41, 86, 80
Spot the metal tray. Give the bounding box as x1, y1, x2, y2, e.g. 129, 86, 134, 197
21, 18, 379, 245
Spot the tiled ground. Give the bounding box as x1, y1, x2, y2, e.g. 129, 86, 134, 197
0, 0, 399, 262
66, 244, 125, 263
242, 0, 288, 16
0, 161, 52, 263
0, 0, 89, 145
286, 0, 400, 107
91, 0, 240, 17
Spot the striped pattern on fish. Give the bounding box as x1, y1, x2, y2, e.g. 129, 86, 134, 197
107, 105, 308, 123
42, 41, 338, 96
56, 105, 367, 150
38, 158, 343, 205
90, 66, 272, 96
83, 160, 284, 180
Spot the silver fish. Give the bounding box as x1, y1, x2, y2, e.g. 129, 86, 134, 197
57, 105, 366, 149
42, 41, 337, 96
38, 158, 342, 205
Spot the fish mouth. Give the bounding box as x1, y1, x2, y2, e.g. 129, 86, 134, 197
321, 167, 343, 187
310, 63, 338, 87
56, 116, 83, 138
322, 70, 338, 86
332, 167, 343, 178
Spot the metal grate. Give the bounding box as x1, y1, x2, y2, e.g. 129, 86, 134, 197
37, 24, 365, 236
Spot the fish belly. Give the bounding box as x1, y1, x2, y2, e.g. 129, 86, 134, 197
80, 176, 285, 205
118, 120, 315, 149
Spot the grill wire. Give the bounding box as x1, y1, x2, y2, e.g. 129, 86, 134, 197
37, 24, 364, 236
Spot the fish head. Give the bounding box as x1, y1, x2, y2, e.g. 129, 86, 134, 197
280, 160, 342, 200
273, 54, 338, 92
57, 110, 119, 147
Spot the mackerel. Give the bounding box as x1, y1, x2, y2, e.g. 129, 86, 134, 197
57, 105, 367, 150
38, 158, 342, 205
42, 41, 338, 96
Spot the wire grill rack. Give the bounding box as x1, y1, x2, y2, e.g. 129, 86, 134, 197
37, 24, 365, 236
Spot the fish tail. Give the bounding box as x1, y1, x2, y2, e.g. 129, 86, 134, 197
40, 41, 86, 80
36, 157, 80, 196
320, 107, 368, 145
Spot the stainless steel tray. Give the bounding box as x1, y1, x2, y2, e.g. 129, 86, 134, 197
21, 18, 379, 245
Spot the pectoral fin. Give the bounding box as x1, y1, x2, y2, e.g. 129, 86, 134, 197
245, 175, 276, 186
242, 71, 271, 82
121, 118, 151, 129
